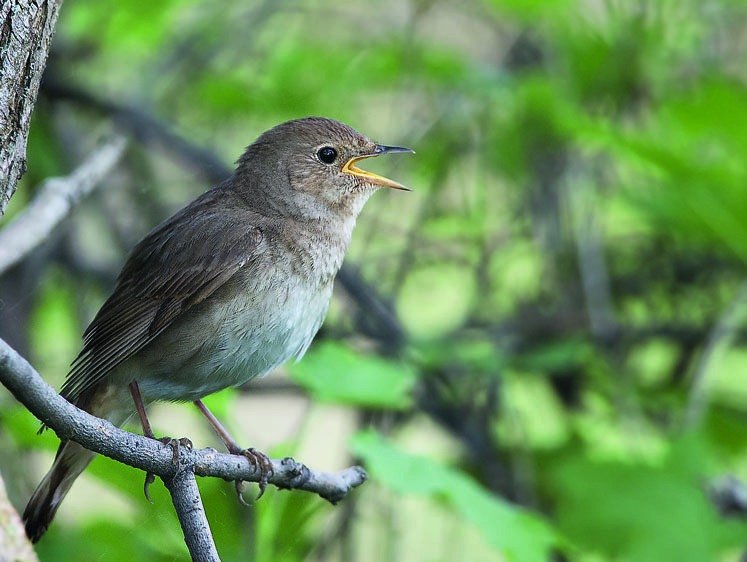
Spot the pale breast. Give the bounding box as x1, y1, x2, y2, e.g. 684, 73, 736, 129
120, 229, 342, 403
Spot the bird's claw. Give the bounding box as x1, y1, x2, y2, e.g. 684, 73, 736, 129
158, 436, 193, 467
233, 447, 274, 503
234, 480, 250, 506
144, 472, 156, 503
142, 437, 193, 503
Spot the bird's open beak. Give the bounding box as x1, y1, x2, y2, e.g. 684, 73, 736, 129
342, 145, 415, 191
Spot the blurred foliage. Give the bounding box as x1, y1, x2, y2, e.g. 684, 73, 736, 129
351, 429, 558, 561
289, 342, 417, 409
3, 0, 747, 561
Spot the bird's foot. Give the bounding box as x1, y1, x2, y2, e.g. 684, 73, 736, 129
143, 437, 193, 503
159, 436, 194, 467
233, 447, 274, 504
191, 400, 272, 503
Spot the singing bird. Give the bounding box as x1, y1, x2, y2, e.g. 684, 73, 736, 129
24, 117, 413, 542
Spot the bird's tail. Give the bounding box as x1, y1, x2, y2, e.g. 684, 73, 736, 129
23, 439, 97, 543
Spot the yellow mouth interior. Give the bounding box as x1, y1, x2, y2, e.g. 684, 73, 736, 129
342, 155, 412, 191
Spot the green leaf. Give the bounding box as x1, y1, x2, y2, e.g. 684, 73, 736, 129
547, 436, 747, 561
419, 338, 508, 375
485, 0, 573, 22
29, 268, 81, 383
517, 337, 593, 372
289, 342, 416, 409
397, 264, 476, 340
351, 429, 560, 561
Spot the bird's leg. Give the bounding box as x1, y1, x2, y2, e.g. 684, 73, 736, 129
193, 399, 273, 502
129, 381, 192, 503
129, 380, 155, 439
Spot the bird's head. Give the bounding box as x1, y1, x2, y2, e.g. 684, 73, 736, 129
237, 117, 413, 220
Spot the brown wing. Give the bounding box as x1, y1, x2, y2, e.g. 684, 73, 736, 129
60, 187, 265, 403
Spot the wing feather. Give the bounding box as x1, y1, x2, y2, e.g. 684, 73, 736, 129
60, 188, 265, 403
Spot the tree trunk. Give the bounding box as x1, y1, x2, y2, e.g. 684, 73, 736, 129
0, 0, 63, 217
0, 472, 38, 562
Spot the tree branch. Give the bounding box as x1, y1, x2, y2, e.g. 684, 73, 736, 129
164, 470, 220, 562
0, 135, 127, 275
684, 280, 747, 427
41, 78, 232, 185
0, 337, 367, 557
0, 0, 63, 215
710, 475, 747, 518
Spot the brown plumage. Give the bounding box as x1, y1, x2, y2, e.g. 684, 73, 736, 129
24, 117, 413, 542
61, 191, 265, 405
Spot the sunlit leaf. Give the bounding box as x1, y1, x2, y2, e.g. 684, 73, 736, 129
289, 342, 416, 409
351, 429, 560, 561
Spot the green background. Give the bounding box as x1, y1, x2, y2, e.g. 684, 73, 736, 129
3, 0, 747, 560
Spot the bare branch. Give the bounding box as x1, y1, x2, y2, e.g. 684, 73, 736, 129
164, 470, 220, 562
709, 475, 747, 518
0, 135, 127, 275
0, 0, 64, 215
567, 164, 618, 344
0, 336, 368, 558
684, 280, 747, 427
0, 336, 367, 498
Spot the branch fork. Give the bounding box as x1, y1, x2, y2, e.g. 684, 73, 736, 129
0, 338, 367, 560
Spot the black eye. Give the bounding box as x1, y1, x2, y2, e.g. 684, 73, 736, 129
317, 146, 337, 164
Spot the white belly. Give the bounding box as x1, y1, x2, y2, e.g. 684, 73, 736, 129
119, 274, 333, 402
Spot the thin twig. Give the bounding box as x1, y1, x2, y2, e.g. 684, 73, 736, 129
0, 136, 127, 275
685, 280, 747, 427
567, 164, 617, 343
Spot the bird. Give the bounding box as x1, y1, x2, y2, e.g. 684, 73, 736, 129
23, 116, 413, 542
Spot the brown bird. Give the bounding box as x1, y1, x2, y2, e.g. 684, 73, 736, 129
23, 116, 413, 542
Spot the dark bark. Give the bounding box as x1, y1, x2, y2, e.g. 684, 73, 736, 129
0, 0, 63, 216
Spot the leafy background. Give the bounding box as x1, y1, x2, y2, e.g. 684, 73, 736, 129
3, 0, 747, 560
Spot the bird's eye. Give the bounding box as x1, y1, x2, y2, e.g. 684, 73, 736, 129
317, 146, 337, 164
